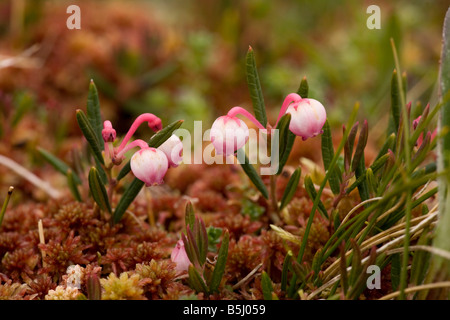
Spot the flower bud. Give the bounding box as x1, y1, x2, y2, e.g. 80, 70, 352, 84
287, 98, 326, 140
158, 135, 183, 168
210, 115, 249, 156
102, 121, 116, 142
130, 147, 168, 186
171, 239, 191, 274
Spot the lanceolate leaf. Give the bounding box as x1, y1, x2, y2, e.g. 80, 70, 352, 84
37, 147, 81, 185
432, 7, 450, 277
246, 46, 267, 127
67, 169, 82, 202
304, 175, 329, 219
76, 109, 105, 166
209, 230, 229, 293
185, 201, 196, 231
279, 167, 301, 210
351, 120, 368, 172
88, 167, 111, 213
116, 120, 184, 181
276, 113, 296, 175
297, 76, 309, 98
321, 120, 341, 194
87, 80, 104, 149
390, 69, 401, 132
148, 120, 184, 148
237, 149, 269, 199
390, 253, 401, 291
281, 251, 293, 292
112, 178, 144, 224
188, 265, 208, 294
261, 271, 274, 300
346, 153, 389, 194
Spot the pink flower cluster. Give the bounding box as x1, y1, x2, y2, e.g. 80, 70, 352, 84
210, 93, 327, 156
103, 113, 183, 187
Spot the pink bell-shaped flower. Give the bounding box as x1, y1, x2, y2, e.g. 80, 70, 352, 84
286, 98, 326, 140
130, 147, 168, 186
158, 134, 183, 168
210, 115, 250, 156
170, 239, 191, 274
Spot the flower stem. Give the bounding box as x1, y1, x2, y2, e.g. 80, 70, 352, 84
114, 139, 149, 160
227, 106, 266, 130
270, 175, 279, 216
274, 93, 302, 127
116, 114, 161, 154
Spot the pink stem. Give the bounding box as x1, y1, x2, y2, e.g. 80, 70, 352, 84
227, 106, 266, 129
274, 93, 302, 127
116, 113, 161, 154
115, 139, 149, 160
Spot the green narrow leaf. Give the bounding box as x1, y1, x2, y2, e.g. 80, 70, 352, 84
296, 76, 309, 98
353, 121, 370, 202
88, 167, 111, 213
277, 131, 296, 175
276, 113, 296, 175
116, 120, 184, 181
37, 147, 81, 185
348, 240, 362, 287
390, 253, 401, 291
188, 265, 208, 294
432, 8, 450, 278
390, 69, 401, 132
346, 153, 389, 194
304, 175, 329, 219
237, 149, 269, 199
339, 242, 349, 295
281, 251, 293, 292
187, 226, 202, 267
321, 120, 341, 194
261, 271, 274, 300
76, 109, 105, 166
181, 233, 196, 266
375, 133, 395, 161
355, 155, 370, 202
112, 178, 144, 224
411, 227, 432, 286
209, 230, 229, 293
185, 201, 196, 231
196, 218, 208, 266
344, 122, 359, 171
351, 120, 368, 172
67, 169, 82, 202
246, 46, 267, 127
87, 80, 104, 149
366, 167, 377, 196
279, 167, 301, 210
311, 248, 322, 280
276, 113, 291, 160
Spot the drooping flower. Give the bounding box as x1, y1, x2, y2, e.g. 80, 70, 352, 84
274, 93, 327, 140
286, 98, 327, 140
210, 106, 267, 156
158, 134, 183, 168
170, 239, 191, 274
210, 115, 250, 156
130, 146, 169, 187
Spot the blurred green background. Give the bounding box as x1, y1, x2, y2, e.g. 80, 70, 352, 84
0, 0, 448, 196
